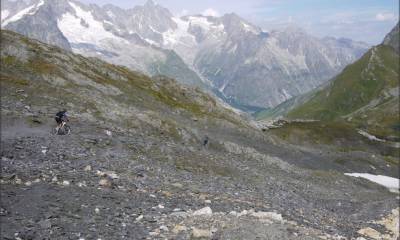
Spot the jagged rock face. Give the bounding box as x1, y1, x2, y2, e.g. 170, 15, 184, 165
5, 0, 72, 50
1, 0, 369, 110
383, 22, 399, 54
193, 25, 369, 108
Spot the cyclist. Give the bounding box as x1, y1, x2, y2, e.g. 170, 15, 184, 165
55, 109, 69, 131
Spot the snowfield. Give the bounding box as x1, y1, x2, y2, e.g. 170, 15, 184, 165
345, 173, 399, 193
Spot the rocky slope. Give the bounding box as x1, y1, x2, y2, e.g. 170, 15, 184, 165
1, 30, 399, 240
1, 0, 369, 110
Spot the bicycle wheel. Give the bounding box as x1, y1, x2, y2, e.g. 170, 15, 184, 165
64, 125, 71, 135
51, 127, 58, 135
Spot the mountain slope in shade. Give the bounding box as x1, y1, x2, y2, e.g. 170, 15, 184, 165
287, 23, 399, 138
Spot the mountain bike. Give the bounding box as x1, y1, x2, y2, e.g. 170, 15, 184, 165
52, 121, 71, 135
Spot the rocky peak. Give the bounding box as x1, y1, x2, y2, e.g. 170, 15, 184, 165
144, 0, 156, 8
221, 13, 260, 35
383, 22, 399, 54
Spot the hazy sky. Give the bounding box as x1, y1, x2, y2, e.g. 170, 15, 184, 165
80, 0, 399, 44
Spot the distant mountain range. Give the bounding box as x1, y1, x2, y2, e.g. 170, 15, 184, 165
1, 0, 369, 110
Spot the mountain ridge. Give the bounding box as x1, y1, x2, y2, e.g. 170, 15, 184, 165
1, 0, 369, 110
285, 22, 399, 138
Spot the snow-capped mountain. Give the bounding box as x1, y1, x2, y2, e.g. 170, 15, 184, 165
1, 0, 369, 110
1, 0, 205, 88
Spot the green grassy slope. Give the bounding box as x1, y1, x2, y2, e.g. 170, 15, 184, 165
287, 44, 399, 137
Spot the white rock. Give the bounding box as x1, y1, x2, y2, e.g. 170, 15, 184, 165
251, 211, 283, 222
105, 130, 112, 136
193, 207, 212, 216
99, 178, 112, 187
172, 225, 187, 234
205, 200, 212, 204
136, 215, 143, 221
84, 165, 92, 171
62, 180, 70, 186
159, 225, 169, 231
15, 178, 22, 185
25, 181, 32, 186
158, 204, 165, 209
229, 211, 238, 216
192, 228, 212, 238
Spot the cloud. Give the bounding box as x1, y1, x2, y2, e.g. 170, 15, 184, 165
375, 12, 396, 21
202, 8, 220, 17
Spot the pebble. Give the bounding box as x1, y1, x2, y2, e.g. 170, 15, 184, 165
135, 215, 143, 221
25, 181, 32, 186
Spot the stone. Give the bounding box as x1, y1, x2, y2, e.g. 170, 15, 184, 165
15, 178, 22, 185
99, 178, 113, 188
193, 207, 212, 216
84, 165, 92, 171
171, 183, 183, 188
357, 227, 381, 239
159, 225, 169, 232
38, 219, 51, 229
251, 211, 283, 223
172, 225, 187, 234
62, 180, 70, 186
192, 228, 212, 238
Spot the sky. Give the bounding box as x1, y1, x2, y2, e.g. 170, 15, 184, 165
80, 0, 399, 44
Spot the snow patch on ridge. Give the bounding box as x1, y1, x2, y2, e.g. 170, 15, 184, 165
1, 10, 10, 21
357, 129, 386, 142
58, 2, 127, 45
162, 17, 193, 47
188, 16, 212, 31
345, 173, 399, 193
241, 22, 258, 34
1, 0, 44, 27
